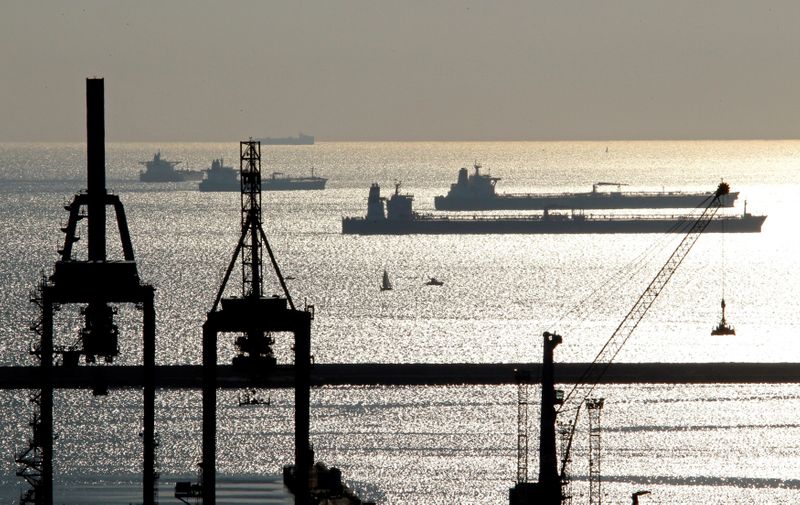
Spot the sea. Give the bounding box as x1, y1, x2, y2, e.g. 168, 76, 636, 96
0, 140, 798, 504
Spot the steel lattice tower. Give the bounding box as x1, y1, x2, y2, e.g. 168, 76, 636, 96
587, 398, 605, 505
203, 138, 313, 505
517, 380, 528, 484
240, 140, 264, 299
558, 420, 573, 505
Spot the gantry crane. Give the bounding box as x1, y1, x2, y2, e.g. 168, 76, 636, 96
511, 182, 732, 505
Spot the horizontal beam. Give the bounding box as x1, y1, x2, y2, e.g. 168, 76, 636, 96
0, 363, 798, 390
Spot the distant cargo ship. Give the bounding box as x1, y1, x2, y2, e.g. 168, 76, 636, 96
434, 164, 739, 210
139, 152, 204, 182
342, 183, 765, 235
263, 170, 327, 191
198, 158, 238, 192
198, 163, 326, 192
256, 133, 315, 145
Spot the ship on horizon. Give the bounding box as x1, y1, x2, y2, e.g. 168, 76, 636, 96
342, 183, 765, 235
434, 163, 739, 210
198, 158, 238, 192
263, 169, 327, 191
139, 152, 204, 182
198, 163, 327, 192
256, 132, 315, 145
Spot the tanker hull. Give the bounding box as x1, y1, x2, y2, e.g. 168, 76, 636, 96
342, 214, 766, 235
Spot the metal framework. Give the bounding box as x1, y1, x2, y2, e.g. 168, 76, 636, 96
515, 371, 530, 484
202, 139, 314, 505
560, 186, 727, 413
13, 78, 157, 505
240, 141, 264, 299
587, 398, 605, 505
557, 421, 573, 505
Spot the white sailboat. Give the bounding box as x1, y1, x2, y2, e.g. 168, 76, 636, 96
380, 270, 393, 291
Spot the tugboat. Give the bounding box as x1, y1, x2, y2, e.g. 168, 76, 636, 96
425, 277, 444, 286
711, 298, 736, 335
198, 158, 239, 192
139, 152, 203, 182
434, 163, 740, 210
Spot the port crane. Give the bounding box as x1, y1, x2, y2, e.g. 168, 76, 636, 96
510, 182, 732, 505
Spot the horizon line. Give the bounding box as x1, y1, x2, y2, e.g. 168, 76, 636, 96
2, 137, 800, 144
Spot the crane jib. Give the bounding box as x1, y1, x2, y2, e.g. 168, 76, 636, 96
554, 186, 726, 475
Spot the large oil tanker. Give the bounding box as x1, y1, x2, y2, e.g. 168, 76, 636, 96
342, 183, 765, 235
434, 164, 739, 210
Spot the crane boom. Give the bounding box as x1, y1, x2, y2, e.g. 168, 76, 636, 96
556, 182, 731, 478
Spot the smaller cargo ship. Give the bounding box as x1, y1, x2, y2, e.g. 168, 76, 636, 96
257, 132, 315, 145
198, 163, 327, 192
198, 158, 238, 192
263, 169, 327, 191
434, 163, 739, 210
342, 183, 766, 235
139, 152, 204, 182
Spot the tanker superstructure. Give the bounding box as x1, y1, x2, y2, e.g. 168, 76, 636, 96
434, 164, 739, 210
139, 152, 203, 182
198, 158, 238, 192
342, 183, 765, 235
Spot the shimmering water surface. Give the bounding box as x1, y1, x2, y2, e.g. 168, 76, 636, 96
0, 141, 798, 503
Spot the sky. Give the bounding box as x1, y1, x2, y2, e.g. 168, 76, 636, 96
2, 0, 800, 142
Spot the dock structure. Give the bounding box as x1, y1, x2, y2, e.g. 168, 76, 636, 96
3, 362, 800, 391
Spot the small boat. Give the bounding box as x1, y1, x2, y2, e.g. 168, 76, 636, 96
238, 388, 269, 406
711, 298, 736, 335
380, 270, 393, 291
425, 277, 444, 286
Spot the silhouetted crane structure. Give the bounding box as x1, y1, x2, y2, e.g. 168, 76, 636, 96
1, 81, 769, 505
586, 398, 605, 505
14, 78, 157, 505
511, 183, 731, 504
201, 139, 314, 505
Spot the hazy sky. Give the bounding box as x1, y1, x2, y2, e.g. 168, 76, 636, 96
2, 1, 800, 142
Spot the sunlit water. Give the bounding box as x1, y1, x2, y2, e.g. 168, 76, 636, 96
0, 141, 799, 503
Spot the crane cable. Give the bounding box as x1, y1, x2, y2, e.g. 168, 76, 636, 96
558, 189, 722, 417
550, 188, 726, 480
546, 197, 711, 338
